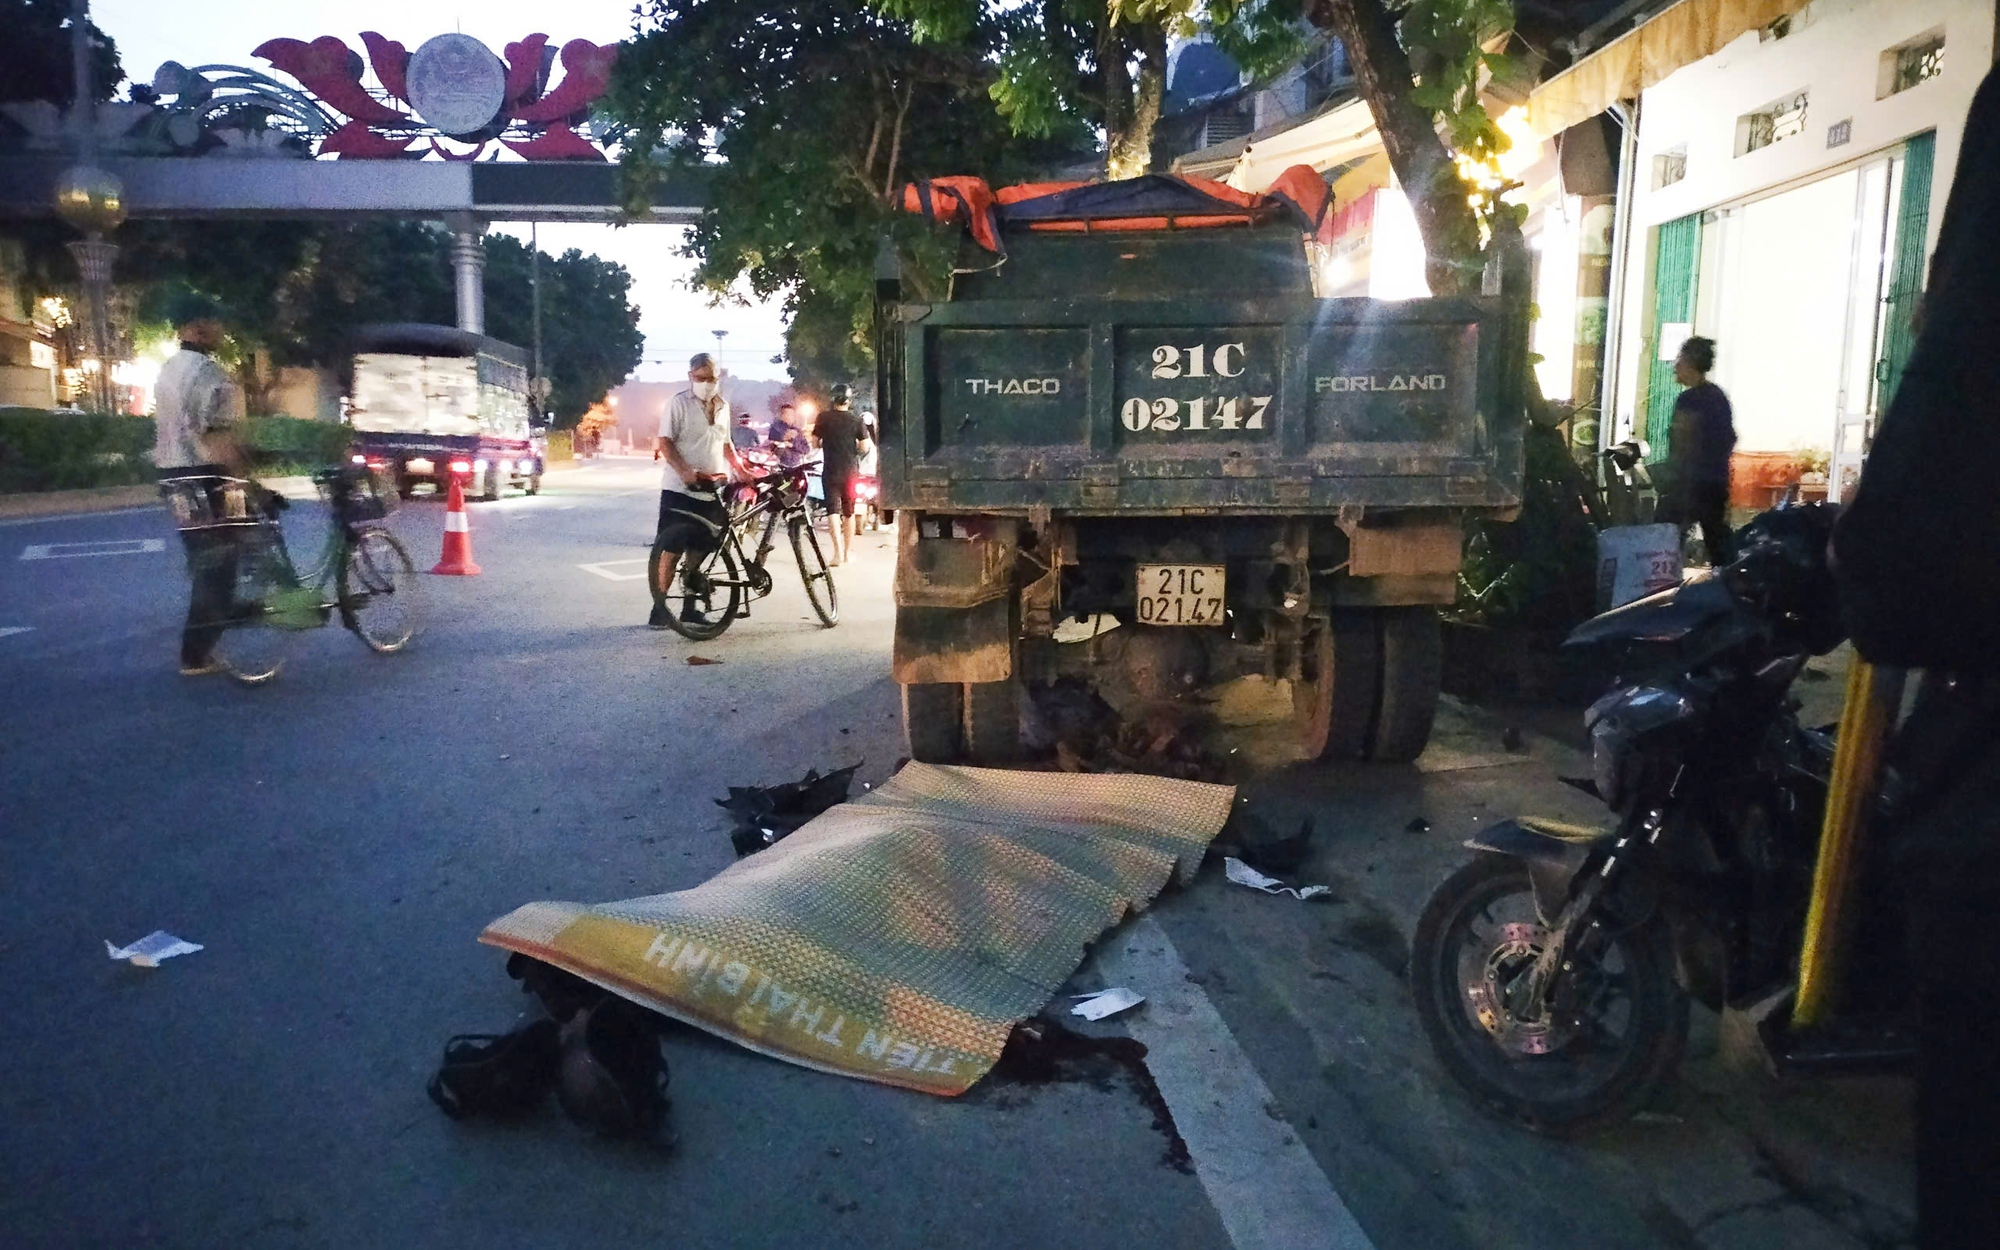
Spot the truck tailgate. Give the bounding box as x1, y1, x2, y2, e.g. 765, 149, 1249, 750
886, 295, 1525, 514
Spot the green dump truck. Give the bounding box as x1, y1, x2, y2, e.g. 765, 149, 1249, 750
878, 171, 1527, 764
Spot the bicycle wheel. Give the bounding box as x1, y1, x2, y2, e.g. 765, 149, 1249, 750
789, 517, 838, 627
339, 527, 423, 653
212, 528, 296, 685
649, 539, 742, 641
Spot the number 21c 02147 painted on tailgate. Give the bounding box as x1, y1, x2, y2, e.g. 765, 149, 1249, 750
1122, 395, 1270, 433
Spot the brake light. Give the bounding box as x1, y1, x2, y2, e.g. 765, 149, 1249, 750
449, 460, 473, 474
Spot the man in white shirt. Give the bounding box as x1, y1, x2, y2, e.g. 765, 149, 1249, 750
153, 307, 249, 675
650, 352, 740, 629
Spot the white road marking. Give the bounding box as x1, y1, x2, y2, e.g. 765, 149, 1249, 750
578, 558, 649, 582
0, 626, 32, 639
19, 538, 166, 561
1096, 917, 1376, 1250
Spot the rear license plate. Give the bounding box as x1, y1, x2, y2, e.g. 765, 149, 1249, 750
1134, 564, 1226, 626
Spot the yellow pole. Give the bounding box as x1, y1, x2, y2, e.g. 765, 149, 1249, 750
1793, 658, 1902, 1027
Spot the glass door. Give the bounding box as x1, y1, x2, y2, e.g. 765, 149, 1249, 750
1830, 156, 1898, 503
1832, 132, 1934, 503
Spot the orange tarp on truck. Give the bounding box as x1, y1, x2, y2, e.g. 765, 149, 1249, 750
903, 165, 1335, 254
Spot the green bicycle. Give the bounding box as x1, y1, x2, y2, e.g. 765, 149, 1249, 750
164, 465, 423, 685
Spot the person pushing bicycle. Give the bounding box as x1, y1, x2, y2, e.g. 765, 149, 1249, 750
649, 352, 745, 630
154, 297, 252, 676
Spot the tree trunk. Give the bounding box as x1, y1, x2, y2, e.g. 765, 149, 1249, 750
881, 79, 915, 201
1105, 23, 1167, 179
1308, 0, 1482, 296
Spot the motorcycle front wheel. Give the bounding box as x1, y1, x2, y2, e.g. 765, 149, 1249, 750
1410, 854, 1688, 1134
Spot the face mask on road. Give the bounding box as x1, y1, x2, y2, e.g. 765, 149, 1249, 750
691, 380, 719, 402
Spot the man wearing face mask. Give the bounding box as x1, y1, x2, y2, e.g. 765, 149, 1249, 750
650, 353, 737, 630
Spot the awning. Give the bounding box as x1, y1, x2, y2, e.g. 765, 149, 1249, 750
1222, 97, 1384, 192
1524, 0, 1813, 136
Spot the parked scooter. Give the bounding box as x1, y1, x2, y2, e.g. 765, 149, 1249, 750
1600, 438, 1659, 527
1410, 504, 1911, 1132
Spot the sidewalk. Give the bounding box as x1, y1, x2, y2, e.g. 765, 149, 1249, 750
1187, 697, 1913, 1249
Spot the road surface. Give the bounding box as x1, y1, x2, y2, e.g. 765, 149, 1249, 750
0, 460, 1912, 1249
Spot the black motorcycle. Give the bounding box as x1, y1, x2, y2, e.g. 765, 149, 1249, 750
1410, 504, 1910, 1132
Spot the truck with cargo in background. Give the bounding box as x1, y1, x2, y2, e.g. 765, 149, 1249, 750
348, 324, 543, 501
877, 168, 1528, 765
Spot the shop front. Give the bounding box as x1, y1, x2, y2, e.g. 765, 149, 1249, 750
1640, 133, 1932, 504
1611, 0, 1991, 509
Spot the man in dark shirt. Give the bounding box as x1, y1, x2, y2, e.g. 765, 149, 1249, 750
811, 383, 871, 566
1663, 335, 1737, 563
768, 402, 812, 467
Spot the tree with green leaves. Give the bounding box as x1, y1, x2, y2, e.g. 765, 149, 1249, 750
875, 0, 1312, 178
482, 236, 645, 425
0, 0, 122, 108
1298, 0, 1604, 632
605, 0, 1078, 389
1302, 0, 1522, 295
8, 217, 641, 423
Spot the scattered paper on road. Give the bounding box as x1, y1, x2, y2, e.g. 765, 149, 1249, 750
1070, 987, 1145, 1021
1224, 856, 1331, 901
105, 931, 203, 967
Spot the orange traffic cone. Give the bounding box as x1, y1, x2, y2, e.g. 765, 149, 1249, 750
431, 473, 482, 575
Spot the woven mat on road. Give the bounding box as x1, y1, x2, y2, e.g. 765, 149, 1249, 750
480, 763, 1234, 1095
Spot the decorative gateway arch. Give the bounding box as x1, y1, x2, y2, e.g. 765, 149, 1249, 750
0, 30, 707, 335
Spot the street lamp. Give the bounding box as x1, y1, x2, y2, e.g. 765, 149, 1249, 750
56, 0, 123, 413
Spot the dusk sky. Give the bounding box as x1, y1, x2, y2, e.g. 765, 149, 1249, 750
91, 0, 793, 382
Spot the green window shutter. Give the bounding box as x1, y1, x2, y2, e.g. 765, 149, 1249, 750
1641, 213, 1701, 460
1877, 130, 1935, 410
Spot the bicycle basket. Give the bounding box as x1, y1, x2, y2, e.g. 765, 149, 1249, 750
162, 477, 260, 532
321, 464, 397, 522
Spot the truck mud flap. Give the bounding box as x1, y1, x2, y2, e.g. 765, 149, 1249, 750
893, 601, 1013, 685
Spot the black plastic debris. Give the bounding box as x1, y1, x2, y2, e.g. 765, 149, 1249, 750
1557, 775, 1601, 799
715, 762, 862, 857
1213, 797, 1315, 875
1404, 816, 1432, 834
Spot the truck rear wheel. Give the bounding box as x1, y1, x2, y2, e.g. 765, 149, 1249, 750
1294, 612, 1379, 762
903, 683, 964, 764
963, 680, 1021, 765
1370, 608, 1443, 763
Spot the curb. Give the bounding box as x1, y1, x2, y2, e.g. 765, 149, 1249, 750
0, 474, 322, 521
0, 484, 161, 520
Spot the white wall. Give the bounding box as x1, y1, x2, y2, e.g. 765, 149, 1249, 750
1608, 0, 1994, 437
